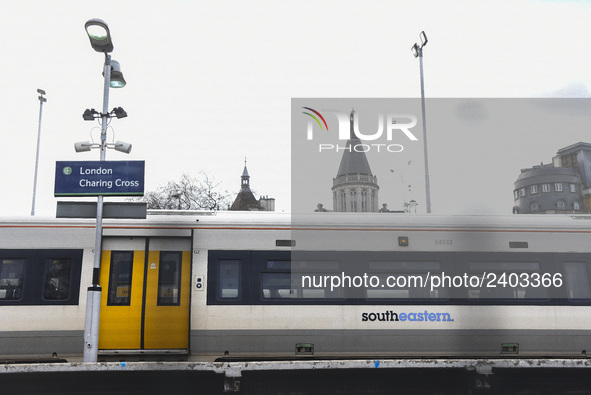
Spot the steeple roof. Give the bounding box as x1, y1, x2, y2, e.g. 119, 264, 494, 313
230, 189, 262, 211
336, 141, 374, 176
336, 109, 374, 177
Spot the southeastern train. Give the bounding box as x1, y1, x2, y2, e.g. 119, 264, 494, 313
1, 211, 591, 361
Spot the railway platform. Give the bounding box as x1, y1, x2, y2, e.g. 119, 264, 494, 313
2, 358, 591, 394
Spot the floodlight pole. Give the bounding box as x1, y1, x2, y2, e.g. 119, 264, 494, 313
31, 90, 47, 216
413, 32, 431, 213
418, 47, 431, 214
83, 54, 111, 363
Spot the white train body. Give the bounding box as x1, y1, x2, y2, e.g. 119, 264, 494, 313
1, 211, 590, 360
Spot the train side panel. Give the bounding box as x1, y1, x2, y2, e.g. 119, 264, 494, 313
0, 222, 95, 358
191, 215, 591, 359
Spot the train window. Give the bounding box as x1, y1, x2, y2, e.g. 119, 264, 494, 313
263, 260, 345, 300
107, 251, 134, 306
263, 260, 296, 299
262, 273, 297, 299
563, 262, 591, 300
466, 261, 548, 300
262, 273, 345, 300
218, 260, 241, 299
0, 258, 25, 301
42, 258, 71, 301
0, 250, 82, 306
366, 261, 447, 300
297, 261, 344, 299
158, 252, 182, 306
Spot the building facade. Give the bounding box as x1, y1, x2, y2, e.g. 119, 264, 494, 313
513, 142, 591, 214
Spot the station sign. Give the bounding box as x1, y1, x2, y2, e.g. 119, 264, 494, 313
54, 161, 145, 197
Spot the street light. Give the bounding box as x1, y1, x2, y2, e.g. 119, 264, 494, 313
113, 107, 127, 119
85, 19, 113, 53
81, 18, 129, 363
109, 60, 126, 88
31, 89, 47, 216
412, 30, 431, 214
81, 107, 127, 121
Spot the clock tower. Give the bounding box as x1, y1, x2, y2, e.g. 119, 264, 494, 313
331, 109, 379, 212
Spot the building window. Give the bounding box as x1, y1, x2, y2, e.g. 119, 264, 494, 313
361, 189, 368, 212
555, 183, 563, 192
530, 185, 538, 194
570, 184, 577, 193
542, 184, 551, 192
514, 190, 519, 200
349, 190, 357, 212
530, 202, 539, 212
557, 200, 566, 210
519, 188, 526, 197
574, 202, 580, 211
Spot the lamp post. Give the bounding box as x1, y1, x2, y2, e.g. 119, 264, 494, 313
31, 89, 47, 216
412, 31, 431, 213
81, 18, 130, 363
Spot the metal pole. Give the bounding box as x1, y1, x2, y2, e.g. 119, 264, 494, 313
418, 47, 432, 214
83, 55, 111, 362
31, 90, 46, 216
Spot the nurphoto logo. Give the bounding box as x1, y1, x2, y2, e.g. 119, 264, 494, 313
301, 107, 419, 153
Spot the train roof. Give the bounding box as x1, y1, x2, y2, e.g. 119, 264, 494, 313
1, 210, 591, 232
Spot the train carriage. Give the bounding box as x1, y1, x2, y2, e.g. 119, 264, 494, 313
1, 211, 591, 361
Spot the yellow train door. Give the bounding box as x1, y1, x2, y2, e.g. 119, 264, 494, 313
143, 238, 191, 350
98, 237, 191, 352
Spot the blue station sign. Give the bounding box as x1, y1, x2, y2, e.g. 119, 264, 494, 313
55, 161, 145, 197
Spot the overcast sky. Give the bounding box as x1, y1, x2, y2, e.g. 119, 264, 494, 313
2, 0, 591, 217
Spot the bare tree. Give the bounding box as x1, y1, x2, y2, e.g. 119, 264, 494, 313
137, 172, 232, 210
